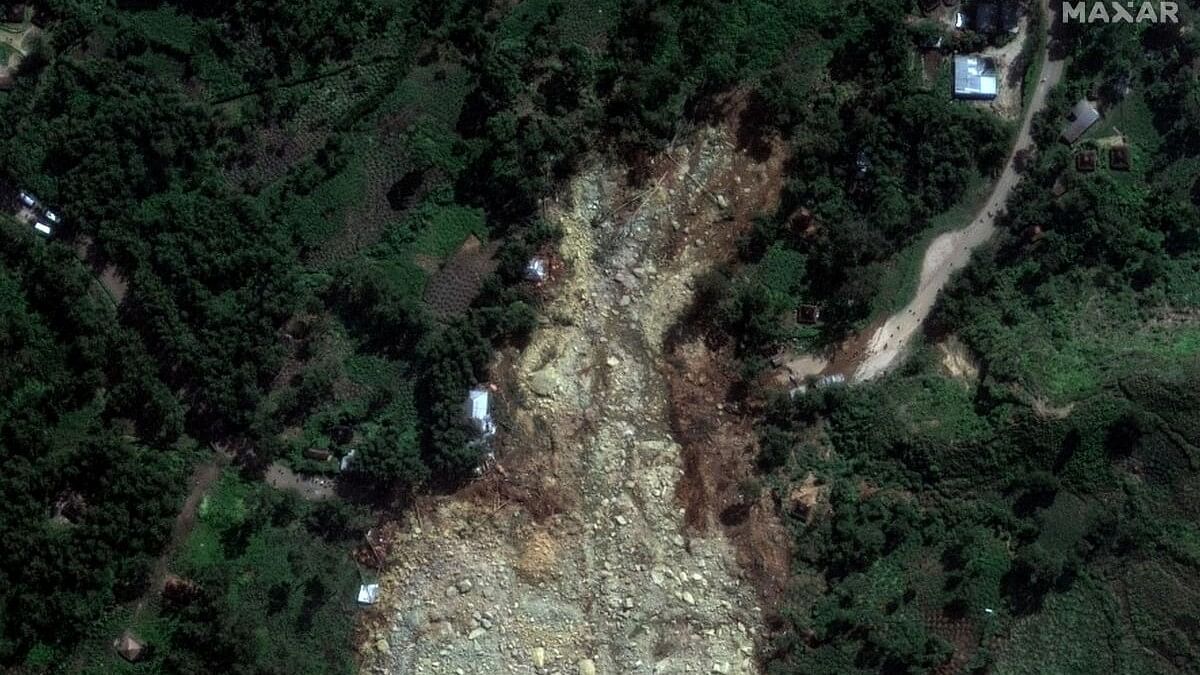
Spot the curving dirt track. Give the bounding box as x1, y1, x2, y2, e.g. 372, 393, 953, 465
854, 0, 1063, 382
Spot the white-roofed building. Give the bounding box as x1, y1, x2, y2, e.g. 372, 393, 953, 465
33, 222, 51, 236
18, 191, 36, 207
357, 583, 380, 605
466, 387, 496, 436
952, 55, 998, 100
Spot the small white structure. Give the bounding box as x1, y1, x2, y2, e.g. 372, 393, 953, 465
339, 448, 357, 472
525, 257, 548, 282
33, 222, 51, 236
44, 209, 60, 224
18, 191, 36, 208
113, 631, 146, 663
357, 583, 380, 605
466, 387, 496, 436
815, 374, 847, 389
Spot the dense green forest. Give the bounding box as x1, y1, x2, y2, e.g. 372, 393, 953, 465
1, 0, 960, 669
715, 3, 1200, 673
3, 0, 1198, 672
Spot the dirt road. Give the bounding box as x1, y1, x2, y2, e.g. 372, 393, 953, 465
364, 128, 778, 675
854, 4, 1063, 382
132, 459, 221, 618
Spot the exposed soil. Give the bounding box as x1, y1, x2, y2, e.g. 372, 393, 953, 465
359, 121, 788, 675
264, 461, 336, 501
937, 336, 980, 382
132, 459, 222, 619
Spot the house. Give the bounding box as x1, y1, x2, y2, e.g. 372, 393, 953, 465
465, 387, 496, 436
1110, 145, 1131, 171
1061, 99, 1100, 144
1076, 150, 1097, 172
44, 209, 60, 224
525, 257, 548, 282
952, 55, 998, 100
113, 631, 146, 663
33, 221, 50, 236
339, 448, 357, 472
18, 191, 36, 208
357, 583, 380, 605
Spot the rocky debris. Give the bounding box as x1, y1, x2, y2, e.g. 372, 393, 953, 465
364, 128, 766, 675
528, 368, 560, 397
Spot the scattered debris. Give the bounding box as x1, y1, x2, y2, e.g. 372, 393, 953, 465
360, 125, 773, 675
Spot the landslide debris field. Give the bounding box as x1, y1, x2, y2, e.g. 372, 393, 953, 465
359, 121, 787, 675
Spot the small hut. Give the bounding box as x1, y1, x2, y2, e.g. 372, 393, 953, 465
1110, 145, 1131, 171
1075, 150, 1097, 172
113, 631, 146, 663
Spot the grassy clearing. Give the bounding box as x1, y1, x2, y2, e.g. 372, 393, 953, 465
1088, 88, 1161, 156
282, 159, 369, 250
557, 0, 622, 46
128, 7, 198, 53
407, 203, 488, 258
994, 580, 1125, 674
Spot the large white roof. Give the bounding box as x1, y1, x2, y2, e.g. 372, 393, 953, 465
467, 388, 490, 419
953, 55, 998, 99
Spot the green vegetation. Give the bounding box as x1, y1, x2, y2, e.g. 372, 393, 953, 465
3, 0, 1200, 671
720, 8, 1200, 673
4, 0, 882, 668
